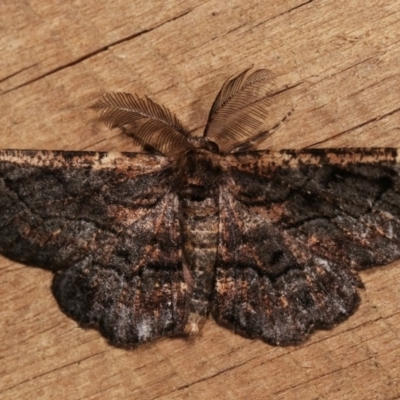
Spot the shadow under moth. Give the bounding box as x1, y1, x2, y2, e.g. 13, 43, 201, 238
1, 68, 399, 347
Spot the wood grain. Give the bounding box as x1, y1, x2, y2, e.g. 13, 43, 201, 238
1, 0, 399, 399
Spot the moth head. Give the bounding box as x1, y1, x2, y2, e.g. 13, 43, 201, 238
187, 137, 220, 154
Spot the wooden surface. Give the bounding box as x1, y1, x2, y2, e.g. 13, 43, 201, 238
1, 1, 400, 399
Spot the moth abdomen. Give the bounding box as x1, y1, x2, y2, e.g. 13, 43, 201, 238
180, 192, 219, 334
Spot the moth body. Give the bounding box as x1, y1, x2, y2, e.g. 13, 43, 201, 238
178, 149, 222, 334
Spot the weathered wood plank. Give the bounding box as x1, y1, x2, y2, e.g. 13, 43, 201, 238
1, 0, 399, 399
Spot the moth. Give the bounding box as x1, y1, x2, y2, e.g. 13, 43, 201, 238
1, 68, 399, 347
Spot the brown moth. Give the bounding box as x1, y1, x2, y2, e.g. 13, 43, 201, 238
0, 68, 399, 347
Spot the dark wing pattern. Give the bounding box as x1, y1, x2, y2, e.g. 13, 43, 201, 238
214, 148, 400, 345
0, 150, 189, 346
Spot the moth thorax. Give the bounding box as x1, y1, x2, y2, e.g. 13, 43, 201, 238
178, 149, 221, 201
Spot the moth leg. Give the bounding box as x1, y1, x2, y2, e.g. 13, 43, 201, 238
184, 312, 206, 335
232, 107, 294, 153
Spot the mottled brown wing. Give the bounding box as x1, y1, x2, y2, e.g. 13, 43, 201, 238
0, 150, 188, 347
213, 148, 400, 345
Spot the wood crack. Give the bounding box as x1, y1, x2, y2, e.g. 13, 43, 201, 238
0, 8, 193, 96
